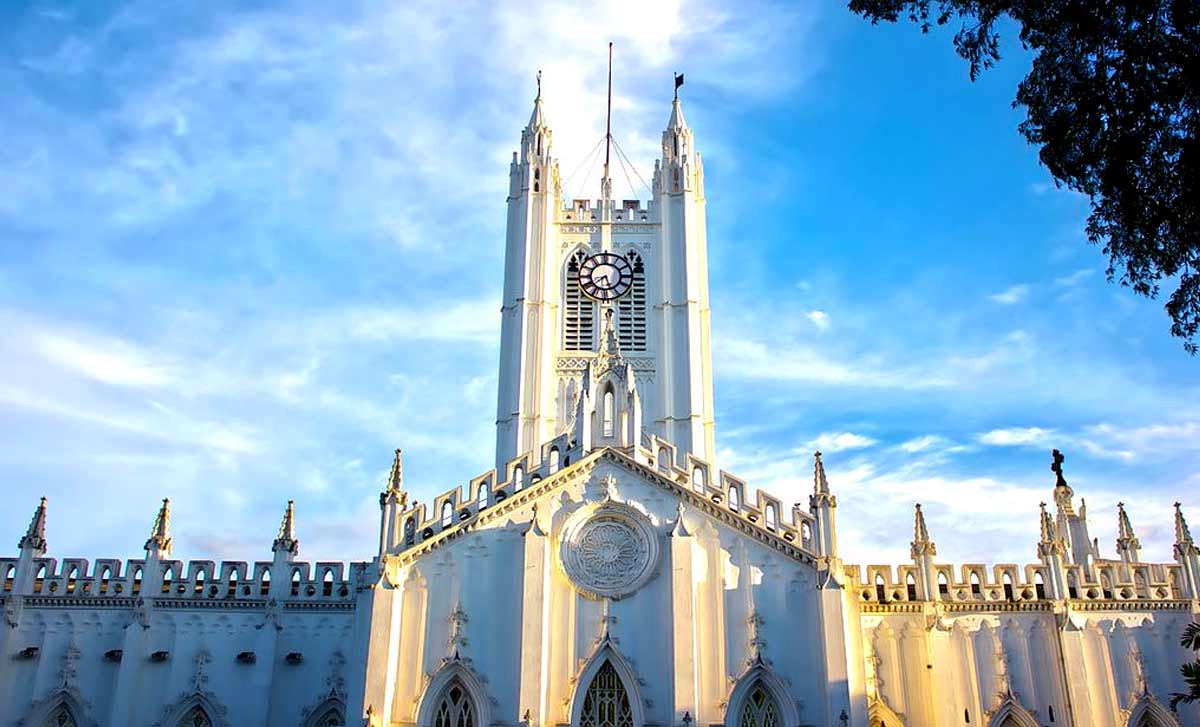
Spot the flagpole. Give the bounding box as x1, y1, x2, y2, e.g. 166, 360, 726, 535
603, 42, 613, 190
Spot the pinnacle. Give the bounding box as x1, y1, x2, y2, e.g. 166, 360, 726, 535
18, 496, 48, 552
273, 500, 299, 555
145, 498, 173, 556
1176, 502, 1194, 545
813, 451, 829, 495
388, 448, 404, 491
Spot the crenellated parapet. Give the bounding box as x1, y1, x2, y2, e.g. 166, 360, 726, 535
1, 498, 366, 615
850, 454, 1198, 615
382, 440, 820, 564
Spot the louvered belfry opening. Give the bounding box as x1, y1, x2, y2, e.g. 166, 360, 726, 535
564, 251, 596, 351
616, 251, 646, 351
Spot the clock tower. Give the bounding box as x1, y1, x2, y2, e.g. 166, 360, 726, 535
494, 79, 715, 474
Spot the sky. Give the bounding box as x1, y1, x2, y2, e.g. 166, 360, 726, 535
1, 0, 1197, 572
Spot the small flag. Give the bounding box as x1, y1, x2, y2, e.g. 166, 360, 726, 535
674, 73, 684, 90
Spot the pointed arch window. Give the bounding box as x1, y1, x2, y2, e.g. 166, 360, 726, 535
513, 466, 525, 491
737, 683, 781, 727
441, 501, 454, 528
477, 482, 489, 509
603, 389, 615, 437
432, 679, 476, 727
313, 706, 345, 726
616, 251, 646, 351
549, 448, 560, 473
44, 704, 77, 727
564, 251, 596, 351
764, 504, 777, 530
579, 660, 634, 727
691, 466, 704, 492
180, 706, 213, 727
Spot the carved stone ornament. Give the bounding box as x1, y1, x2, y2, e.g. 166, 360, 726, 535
558, 501, 659, 600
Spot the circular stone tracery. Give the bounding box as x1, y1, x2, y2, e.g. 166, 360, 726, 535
559, 504, 658, 600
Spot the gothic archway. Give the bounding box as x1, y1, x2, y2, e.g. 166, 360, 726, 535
569, 638, 644, 727
724, 664, 799, 727
416, 658, 490, 727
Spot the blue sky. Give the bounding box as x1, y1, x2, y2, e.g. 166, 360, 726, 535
1, 0, 1196, 569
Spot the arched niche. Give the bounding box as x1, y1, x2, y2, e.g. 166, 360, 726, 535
568, 638, 645, 727
723, 662, 800, 727
415, 657, 491, 727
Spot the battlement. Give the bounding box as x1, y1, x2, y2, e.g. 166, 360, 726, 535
559, 197, 657, 224
851, 557, 1188, 608
391, 437, 817, 559
1, 555, 366, 604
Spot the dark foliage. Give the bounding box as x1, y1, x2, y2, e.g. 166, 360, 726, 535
1170, 620, 1200, 709
848, 1, 1200, 353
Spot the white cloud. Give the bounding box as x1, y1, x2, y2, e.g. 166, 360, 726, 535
805, 310, 830, 330
989, 284, 1029, 305
898, 435, 949, 453
978, 427, 1055, 446
804, 432, 877, 453
32, 330, 172, 388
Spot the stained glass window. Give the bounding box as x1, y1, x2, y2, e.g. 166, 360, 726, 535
433, 680, 475, 727
580, 660, 633, 727
738, 684, 780, 727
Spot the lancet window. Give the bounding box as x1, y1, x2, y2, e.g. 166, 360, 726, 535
564, 251, 596, 351
431, 679, 476, 727
615, 251, 646, 351
603, 389, 615, 436
737, 683, 781, 727
579, 660, 634, 727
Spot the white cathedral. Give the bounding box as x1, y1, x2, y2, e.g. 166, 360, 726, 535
2, 83, 1198, 727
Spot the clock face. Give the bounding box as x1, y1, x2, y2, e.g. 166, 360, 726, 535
578, 253, 634, 302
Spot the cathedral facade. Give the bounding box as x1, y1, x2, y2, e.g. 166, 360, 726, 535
1, 87, 1198, 727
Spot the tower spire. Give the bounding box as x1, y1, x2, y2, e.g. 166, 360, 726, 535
273, 500, 298, 556
145, 498, 172, 556
18, 496, 48, 552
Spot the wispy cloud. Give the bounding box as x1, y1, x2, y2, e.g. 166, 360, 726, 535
978, 426, 1055, 446
989, 284, 1029, 305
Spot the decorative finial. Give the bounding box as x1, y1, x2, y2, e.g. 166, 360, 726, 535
536, 69, 542, 100
18, 496, 48, 552
145, 498, 172, 555
273, 500, 299, 555
1115, 502, 1141, 558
